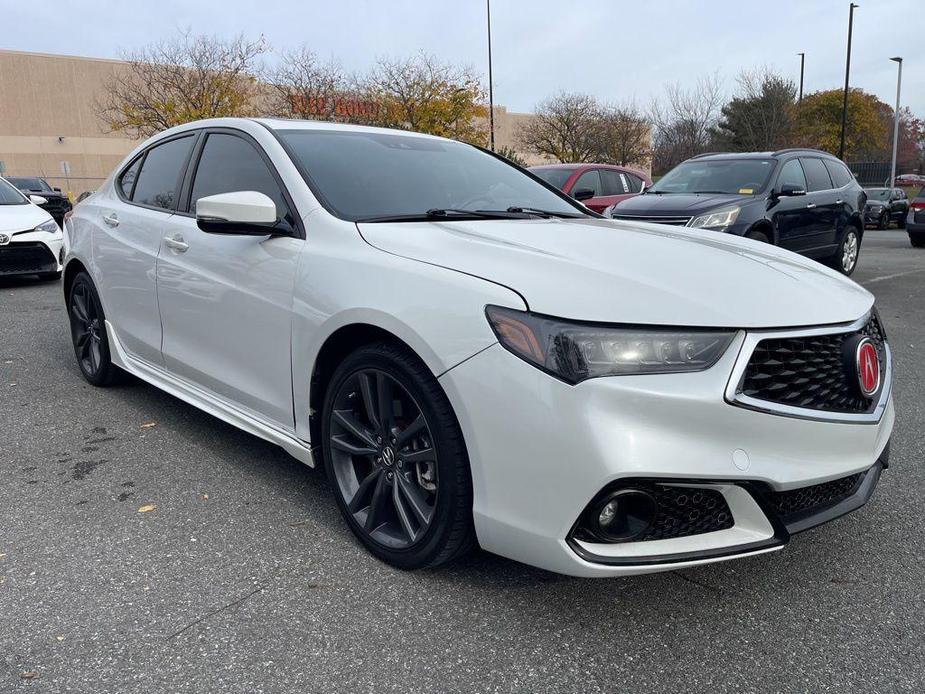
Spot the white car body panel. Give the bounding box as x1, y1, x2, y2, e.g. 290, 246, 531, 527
63, 118, 895, 577
0, 188, 63, 275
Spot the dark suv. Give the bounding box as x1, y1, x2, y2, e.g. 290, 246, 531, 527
864, 187, 908, 229
6, 176, 72, 226
607, 149, 866, 275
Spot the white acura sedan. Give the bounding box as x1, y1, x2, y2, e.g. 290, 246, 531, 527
63, 119, 893, 577
0, 176, 64, 280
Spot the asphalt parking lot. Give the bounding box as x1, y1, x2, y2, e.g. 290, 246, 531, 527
1, 231, 923, 693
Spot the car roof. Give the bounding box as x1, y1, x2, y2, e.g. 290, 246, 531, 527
690, 149, 838, 162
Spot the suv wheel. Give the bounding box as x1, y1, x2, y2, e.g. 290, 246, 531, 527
831, 228, 861, 275
67, 272, 121, 386
745, 230, 770, 243
321, 342, 475, 569
877, 212, 889, 230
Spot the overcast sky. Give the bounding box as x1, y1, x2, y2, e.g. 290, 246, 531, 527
5, 0, 923, 116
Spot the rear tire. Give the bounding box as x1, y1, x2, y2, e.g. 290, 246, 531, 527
67, 272, 121, 386
829, 227, 861, 275
910, 233, 925, 248
321, 342, 475, 570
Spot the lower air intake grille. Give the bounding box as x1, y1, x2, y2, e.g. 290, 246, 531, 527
0, 242, 57, 275
764, 473, 864, 522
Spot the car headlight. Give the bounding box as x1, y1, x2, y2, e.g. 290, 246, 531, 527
485, 305, 736, 384
687, 206, 740, 231
34, 219, 59, 234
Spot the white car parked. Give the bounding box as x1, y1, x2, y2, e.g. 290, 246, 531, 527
0, 176, 63, 280
63, 119, 893, 577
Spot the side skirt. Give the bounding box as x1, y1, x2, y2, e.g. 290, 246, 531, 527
105, 320, 314, 467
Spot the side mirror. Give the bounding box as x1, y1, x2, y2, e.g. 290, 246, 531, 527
572, 188, 595, 201
53, 187, 62, 193
29, 194, 48, 205
776, 184, 806, 197
195, 191, 288, 236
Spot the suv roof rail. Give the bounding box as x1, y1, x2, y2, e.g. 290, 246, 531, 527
771, 147, 833, 157
690, 152, 725, 159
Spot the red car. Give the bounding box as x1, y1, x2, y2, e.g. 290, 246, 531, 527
528, 163, 652, 213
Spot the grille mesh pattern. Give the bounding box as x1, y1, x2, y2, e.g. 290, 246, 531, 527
0, 243, 57, 275
638, 484, 734, 541
765, 473, 864, 521
741, 315, 886, 413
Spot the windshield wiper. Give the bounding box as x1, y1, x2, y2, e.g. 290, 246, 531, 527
356, 208, 525, 223
505, 206, 585, 218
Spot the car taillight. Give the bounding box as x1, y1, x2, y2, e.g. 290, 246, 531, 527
911, 201, 925, 210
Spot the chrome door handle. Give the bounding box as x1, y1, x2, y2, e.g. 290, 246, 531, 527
163, 235, 189, 253
835, 199, 843, 204
102, 212, 119, 227
805, 203, 817, 209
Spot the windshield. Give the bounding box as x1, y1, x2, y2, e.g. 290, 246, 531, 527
7, 177, 51, 192
0, 178, 28, 205
649, 159, 776, 195
530, 167, 575, 191
278, 129, 588, 221
866, 188, 891, 201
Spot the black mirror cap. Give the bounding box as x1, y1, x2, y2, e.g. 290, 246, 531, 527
776, 184, 807, 197
196, 217, 295, 237
573, 188, 595, 201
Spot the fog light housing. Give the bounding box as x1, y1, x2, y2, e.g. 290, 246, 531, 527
591, 489, 657, 542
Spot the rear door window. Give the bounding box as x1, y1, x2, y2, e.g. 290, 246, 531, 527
823, 159, 854, 189
131, 135, 195, 210
600, 170, 627, 196
800, 157, 834, 192
572, 170, 603, 197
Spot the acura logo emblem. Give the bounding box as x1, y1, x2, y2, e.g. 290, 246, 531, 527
856, 338, 880, 397
0, 233, 9, 245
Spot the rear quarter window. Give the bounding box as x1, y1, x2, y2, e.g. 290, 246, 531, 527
823, 159, 854, 189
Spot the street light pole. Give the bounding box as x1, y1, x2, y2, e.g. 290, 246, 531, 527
838, 3, 858, 160
888, 57, 903, 188
486, 0, 495, 151
798, 52, 805, 104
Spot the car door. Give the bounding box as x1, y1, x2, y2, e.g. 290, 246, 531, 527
92, 133, 196, 364
155, 129, 303, 429
799, 157, 838, 255
769, 158, 813, 252
571, 169, 605, 211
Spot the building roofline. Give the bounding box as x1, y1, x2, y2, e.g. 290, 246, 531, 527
0, 48, 127, 66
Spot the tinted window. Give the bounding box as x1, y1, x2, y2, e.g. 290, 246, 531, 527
600, 170, 627, 196
530, 167, 575, 190
651, 159, 774, 194
0, 177, 28, 205
823, 159, 853, 188
777, 159, 807, 191
7, 177, 51, 192
573, 170, 603, 197
800, 158, 833, 192
624, 173, 644, 193
278, 130, 587, 221
119, 157, 142, 199
190, 133, 289, 218
131, 136, 195, 210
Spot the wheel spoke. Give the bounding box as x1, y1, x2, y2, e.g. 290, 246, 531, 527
77, 331, 92, 359
376, 372, 394, 436
72, 292, 89, 324
90, 338, 101, 372
331, 435, 377, 457
348, 468, 381, 513
396, 475, 432, 525
357, 372, 380, 431
392, 481, 417, 543
332, 409, 377, 448
397, 414, 425, 448
365, 473, 389, 531
402, 446, 435, 464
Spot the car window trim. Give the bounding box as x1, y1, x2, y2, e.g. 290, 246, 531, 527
178, 126, 305, 240
114, 132, 200, 214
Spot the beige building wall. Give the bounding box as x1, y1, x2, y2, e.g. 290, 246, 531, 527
0, 50, 138, 196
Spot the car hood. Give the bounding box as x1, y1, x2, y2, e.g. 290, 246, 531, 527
611, 192, 751, 216
357, 217, 872, 328
0, 203, 54, 233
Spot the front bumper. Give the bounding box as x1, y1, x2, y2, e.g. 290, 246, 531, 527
864, 208, 887, 224
0, 234, 64, 277
439, 335, 894, 577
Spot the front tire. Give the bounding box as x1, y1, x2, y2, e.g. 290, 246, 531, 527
877, 212, 889, 230
321, 342, 475, 569
67, 272, 121, 386
745, 230, 771, 244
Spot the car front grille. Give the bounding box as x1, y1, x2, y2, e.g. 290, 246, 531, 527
740, 313, 887, 414
763, 472, 865, 524
636, 483, 734, 541
0, 242, 57, 275
610, 214, 692, 226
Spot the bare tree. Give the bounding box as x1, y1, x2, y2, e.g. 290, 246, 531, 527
517, 92, 602, 163
98, 32, 267, 138
264, 47, 350, 121
649, 73, 724, 173
361, 52, 488, 144
598, 102, 651, 166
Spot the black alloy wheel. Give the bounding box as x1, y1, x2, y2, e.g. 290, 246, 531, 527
322, 343, 475, 569
68, 272, 120, 386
